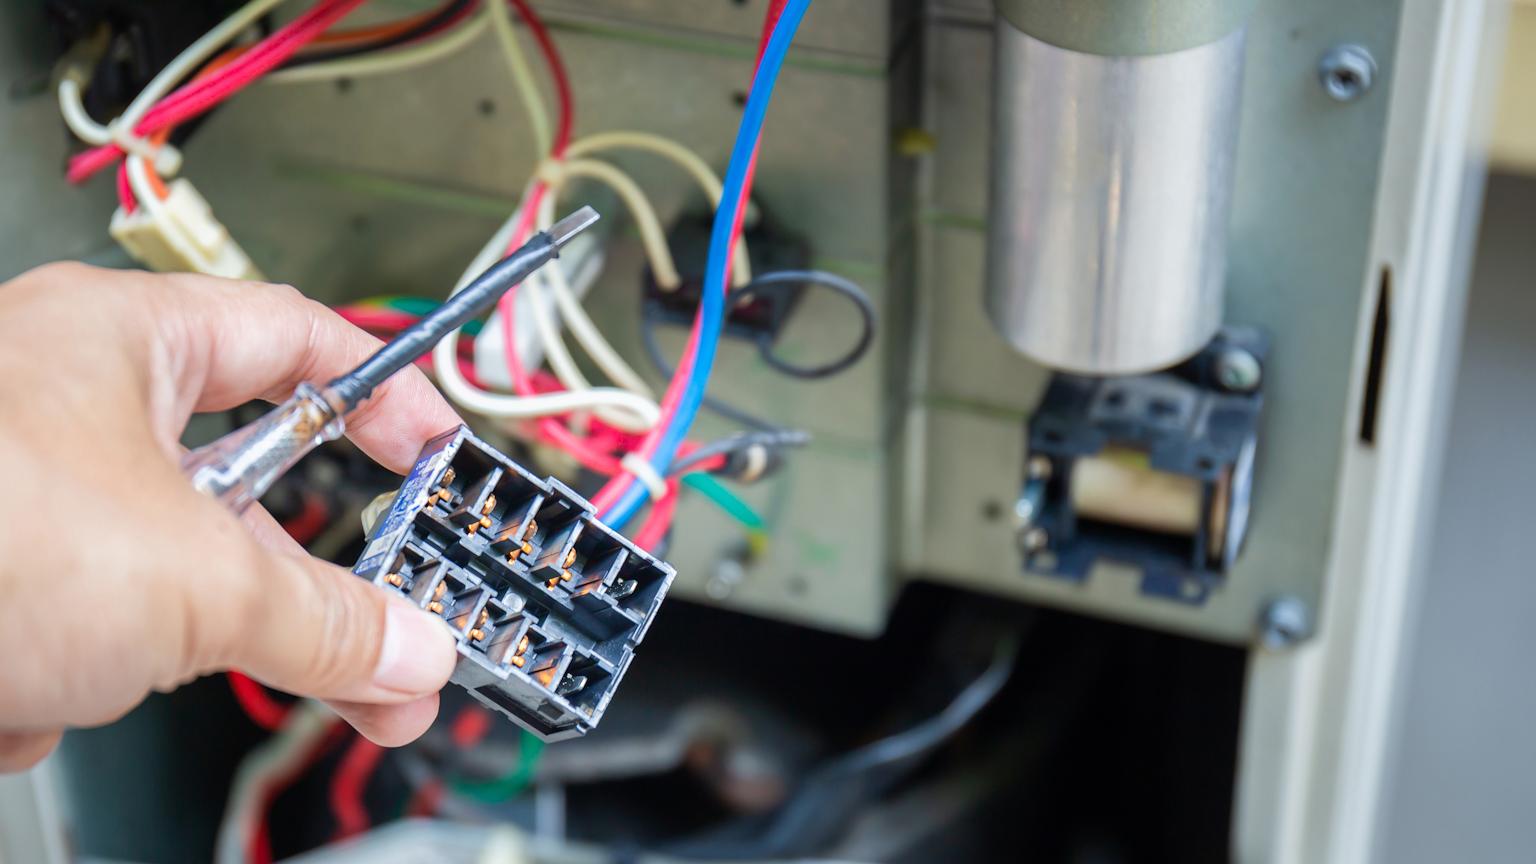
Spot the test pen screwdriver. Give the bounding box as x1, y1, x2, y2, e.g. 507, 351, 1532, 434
181, 205, 600, 514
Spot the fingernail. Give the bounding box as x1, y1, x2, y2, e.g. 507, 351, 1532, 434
374, 602, 456, 695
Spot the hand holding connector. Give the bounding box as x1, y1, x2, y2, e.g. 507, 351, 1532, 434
0, 262, 482, 767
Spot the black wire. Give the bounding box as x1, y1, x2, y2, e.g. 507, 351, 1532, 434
733, 269, 876, 380
662, 635, 1020, 860
638, 303, 784, 432
668, 429, 810, 477
328, 230, 561, 410
278, 0, 475, 69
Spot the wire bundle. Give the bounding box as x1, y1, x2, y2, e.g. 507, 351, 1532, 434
60, 0, 824, 547
592, 0, 811, 529
419, 0, 815, 550
61, 0, 488, 214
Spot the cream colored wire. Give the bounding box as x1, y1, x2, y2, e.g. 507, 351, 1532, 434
486, 0, 551, 154
565, 131, 752, 287
533, 168, 655, 397
265, 9, 492, 84
429, 192, 662, 428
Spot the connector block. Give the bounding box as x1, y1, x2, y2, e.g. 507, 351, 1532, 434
109, 178, 262, 281
353, 426, 675, 742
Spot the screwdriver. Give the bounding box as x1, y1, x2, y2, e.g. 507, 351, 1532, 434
182, 206, 600, 514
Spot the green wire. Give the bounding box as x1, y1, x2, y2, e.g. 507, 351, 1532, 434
449, 730, 545, 803
682, 472, 766, 532
355, 296, 484, 336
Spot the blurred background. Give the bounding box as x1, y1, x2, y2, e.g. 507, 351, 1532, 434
0, 0, 1533, 862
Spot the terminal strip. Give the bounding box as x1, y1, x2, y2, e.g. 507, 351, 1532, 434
353, 426, 675, 741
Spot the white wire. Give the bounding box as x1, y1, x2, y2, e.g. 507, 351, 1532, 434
58, 76, 111, 145
430, 192, 663, 427
532, 175, 655, 397
58, 0, 284, 149
520, 266, 654, 431
214, 700, 337, 864
432, 329, 662, 425
265, 9, 492, 84
565, 131, 753, 287
98, 0, 291, 150
486, 0, 551, 154
539, 157, 681, 289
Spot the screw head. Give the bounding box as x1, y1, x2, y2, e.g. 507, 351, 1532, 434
1026, 455, 1053, 481
1215, 348, 1262, 393
1259, 595, 1312, 649
1319, 44, 1376, 102
706, 557, 747, 600
1021, 527, 1049, 554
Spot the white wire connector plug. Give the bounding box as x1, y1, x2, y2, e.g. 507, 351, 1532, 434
109, 176, 263, 281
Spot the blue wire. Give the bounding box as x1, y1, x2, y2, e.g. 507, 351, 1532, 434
601, 0, 813, 528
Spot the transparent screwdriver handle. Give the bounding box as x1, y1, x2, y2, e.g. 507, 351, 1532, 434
181, 382, 346, 514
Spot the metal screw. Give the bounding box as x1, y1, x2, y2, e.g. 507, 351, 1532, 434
1026, 455, 1053, 481
705, 557, 747, 600
1318, 44, 1376, 102
1021, 527, 1049, 554
1259, 595, 1312, 649
1215, 348, 1263, 393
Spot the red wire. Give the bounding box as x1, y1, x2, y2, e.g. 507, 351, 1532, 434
509, 0, 574, 156
450, 705, 494, 748
405, 780, 444, 818
280, 493, 330, 546
329, 734, 385, 840
68, 0, 369, 184
226, 671, 292, 731
489, 2, 630, 476
116, 164, 138, 213
631, 479, 679, 551
334, 307, 422, 332
252, 722, 348, 864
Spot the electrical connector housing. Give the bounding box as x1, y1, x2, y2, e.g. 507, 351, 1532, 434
109, 177, 262, 281
353, 426, 674, 742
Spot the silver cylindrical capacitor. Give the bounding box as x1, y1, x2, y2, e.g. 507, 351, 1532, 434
986, 9, 1248, 375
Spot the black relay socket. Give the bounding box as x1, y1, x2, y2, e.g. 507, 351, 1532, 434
353, 426, 675, 742
642, 211, 810, 342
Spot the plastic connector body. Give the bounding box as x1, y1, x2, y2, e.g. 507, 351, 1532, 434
109, 178, 263, 281
353, 426, 675, 742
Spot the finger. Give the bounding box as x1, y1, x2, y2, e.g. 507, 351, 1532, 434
241, 502, 309, 556
0, 731, 62, 772
329, 695, 441, 747
139, 268, 461, 474
225, 546, 459, 706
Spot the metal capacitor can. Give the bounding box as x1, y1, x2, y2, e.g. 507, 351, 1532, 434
986, 8, 1248, 374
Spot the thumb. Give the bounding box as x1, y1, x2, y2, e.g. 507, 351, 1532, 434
230, 549, 458, 704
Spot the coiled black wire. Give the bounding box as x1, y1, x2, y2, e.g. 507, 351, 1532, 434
729, 269, 876, 379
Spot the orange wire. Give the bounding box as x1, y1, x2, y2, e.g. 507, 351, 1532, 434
141, 47, 248, 200
309, 5, 444, 47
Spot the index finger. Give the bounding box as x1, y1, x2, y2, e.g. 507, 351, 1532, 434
148, 270, 464, 474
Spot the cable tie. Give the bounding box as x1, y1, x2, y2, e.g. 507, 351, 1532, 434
108, 122, 182, 177
736, 445, 770, 484
533, 157, 567, 185
620, 453, 668, 502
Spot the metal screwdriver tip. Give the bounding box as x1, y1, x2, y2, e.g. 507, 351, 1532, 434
549, 206, 600, 247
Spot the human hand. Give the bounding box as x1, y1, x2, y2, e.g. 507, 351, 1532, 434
0, 263, 463, 771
